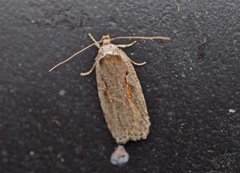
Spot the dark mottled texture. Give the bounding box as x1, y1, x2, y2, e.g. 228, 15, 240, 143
0, 0, 239, 173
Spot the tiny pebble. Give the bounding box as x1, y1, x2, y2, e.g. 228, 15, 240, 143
29, 151, 35, 156
110, 145, 129, 165
229, 109, 236, 113
59, 89, 66, 96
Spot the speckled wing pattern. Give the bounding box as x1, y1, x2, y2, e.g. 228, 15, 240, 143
95, 44, 151, 144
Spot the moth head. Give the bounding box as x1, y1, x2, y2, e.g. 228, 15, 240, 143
101, 35, 111, 45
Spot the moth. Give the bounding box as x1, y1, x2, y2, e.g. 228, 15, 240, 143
49, 33, 170, 145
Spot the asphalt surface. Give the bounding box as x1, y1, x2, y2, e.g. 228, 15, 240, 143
0, 0, 240, 173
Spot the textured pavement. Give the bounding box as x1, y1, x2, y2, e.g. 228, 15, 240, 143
0, 0, 240, 172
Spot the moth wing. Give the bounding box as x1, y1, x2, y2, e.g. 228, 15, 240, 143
96, 49, 150, 144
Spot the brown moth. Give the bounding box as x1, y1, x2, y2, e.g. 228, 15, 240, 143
49, 33, 170, 145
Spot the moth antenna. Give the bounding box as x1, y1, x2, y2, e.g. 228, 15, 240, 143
88, 33, 100, 48
111, 36, 171, 41
49, 41, 101, 72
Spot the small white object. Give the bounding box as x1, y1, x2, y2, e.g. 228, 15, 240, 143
59, 89, 66, 96
229, 109, 236, 113
110, 145, 129, 165
29, 151, 35, 156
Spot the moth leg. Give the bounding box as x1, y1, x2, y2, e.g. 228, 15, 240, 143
130, 59, 146, 66
80, 62, 96, 76
88, 33, 100, 48
116, 41, 137, 48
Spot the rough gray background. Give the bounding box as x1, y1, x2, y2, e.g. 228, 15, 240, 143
0, 0, 240, 172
